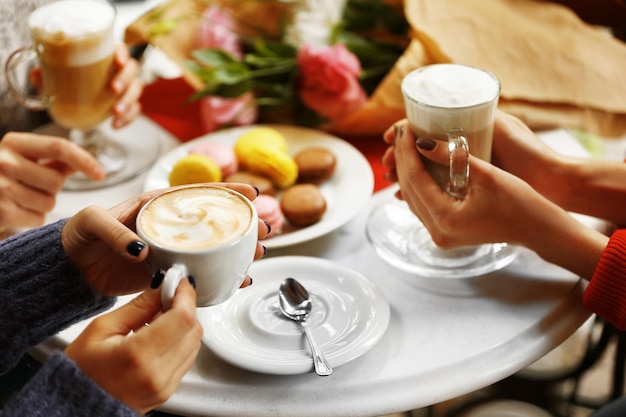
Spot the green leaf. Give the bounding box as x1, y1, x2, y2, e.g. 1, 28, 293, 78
252, 38, 297, 58
343, 0, 409, 35
212, 64, 250, 85
215, 80, 252, 98
191, 49, 241, 67
244, 54, 294, 68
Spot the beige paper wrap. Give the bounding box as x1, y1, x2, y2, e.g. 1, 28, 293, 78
126, 0, 626, 138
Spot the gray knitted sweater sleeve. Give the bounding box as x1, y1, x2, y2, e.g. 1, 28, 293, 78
0, 219, 138, 416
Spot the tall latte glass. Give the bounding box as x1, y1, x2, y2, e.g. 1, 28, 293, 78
367, 64, 518, 280
30, 1, 116, 132
136, 185, 258, 309
402, 64, 500, 197
5, 0, 156, 190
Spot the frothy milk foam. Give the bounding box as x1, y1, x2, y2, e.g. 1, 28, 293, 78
29, 0, 115, 66
403, 64, 499, 108
140, 188, 253, 251
402, 64, 500, 134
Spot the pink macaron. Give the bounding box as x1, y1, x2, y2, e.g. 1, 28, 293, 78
253, 194, 284, 238
189, 141, 238, 177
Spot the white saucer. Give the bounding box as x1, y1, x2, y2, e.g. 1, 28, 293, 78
199, 256, 390, 375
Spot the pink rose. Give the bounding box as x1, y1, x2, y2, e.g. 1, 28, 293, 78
297, 43, 367, 123
196, 6, 242, 59
199, 93, 258, 133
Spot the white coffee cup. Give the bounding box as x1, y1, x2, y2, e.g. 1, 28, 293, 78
136, 185, 258, 309
401, 63, 500, 198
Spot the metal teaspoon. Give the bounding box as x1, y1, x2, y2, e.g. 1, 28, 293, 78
278, 277, 333, 376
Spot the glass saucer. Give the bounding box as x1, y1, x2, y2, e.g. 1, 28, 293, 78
366, 198, 519, 279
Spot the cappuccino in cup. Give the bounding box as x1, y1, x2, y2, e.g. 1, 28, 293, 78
28, 0, 116, 130
402, 64, 500, 192
139, 186, 253, 250
137, 185, 258, 308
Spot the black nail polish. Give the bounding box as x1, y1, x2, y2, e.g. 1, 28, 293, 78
150, 270, 165, 289
188, 276, 196, 289
252, 185, 260, 196
127, 241, 146, 257
262, 245, 267, 257
248, 277, 253, 286
416, 137, 436, 151
264, 221, 272, 235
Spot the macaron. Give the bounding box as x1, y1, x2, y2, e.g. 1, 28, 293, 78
234, 127, 288, 157
280, 184, 326, 227
168, 154, 222, 186
294, 146, 337, 184
225, 171, 277, 196
253, 194, 284, 238
190, 141, 238, 177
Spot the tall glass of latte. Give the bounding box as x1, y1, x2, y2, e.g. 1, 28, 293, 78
5, 0, 143, 190
366, 64, 518, 280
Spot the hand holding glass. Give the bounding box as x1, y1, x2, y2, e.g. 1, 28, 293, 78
368, 64, 518, 278
5, 0, 157, 190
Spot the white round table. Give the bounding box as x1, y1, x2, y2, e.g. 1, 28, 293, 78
32, 177, 598, 417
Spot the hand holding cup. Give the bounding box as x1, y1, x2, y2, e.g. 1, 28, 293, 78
136, 185, 260, 309
61, 183, 267, 298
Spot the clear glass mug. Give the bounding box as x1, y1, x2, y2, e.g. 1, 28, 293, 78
366, 64, 519, 279
402, 64, 500, 199
5, 0, 126, 190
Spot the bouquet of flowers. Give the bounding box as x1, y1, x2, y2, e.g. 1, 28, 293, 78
126, 0, 409, 133
126, 0, 626, 138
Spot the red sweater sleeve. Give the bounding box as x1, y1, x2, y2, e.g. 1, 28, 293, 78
583, 228, 626, 330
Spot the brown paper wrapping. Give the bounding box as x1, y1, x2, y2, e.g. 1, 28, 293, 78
126, 0, 626, 138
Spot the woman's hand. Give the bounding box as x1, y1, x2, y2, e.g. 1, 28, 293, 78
0, 132, 104, 233
29, 44, 142, 129
62, 183, 271, 413
109, 44, 143, 129
382, 112, 565, 194
490, 110, 569, 202
65, 278, 202, 415
391, 120, 544, 247
390, 119, 608, 278
61, 183, 269, 297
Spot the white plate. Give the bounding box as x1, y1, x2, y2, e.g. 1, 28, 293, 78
199, 256, 390, 375
143, 125, 374, 248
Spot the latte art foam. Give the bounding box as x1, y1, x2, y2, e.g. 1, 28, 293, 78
140, 188, 253, 250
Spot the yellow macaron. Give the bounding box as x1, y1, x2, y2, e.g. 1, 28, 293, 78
168, 154, 222, 186
234, 127, 288, 161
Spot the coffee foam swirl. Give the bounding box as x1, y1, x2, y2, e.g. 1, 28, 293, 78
140, 188, 253, 250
